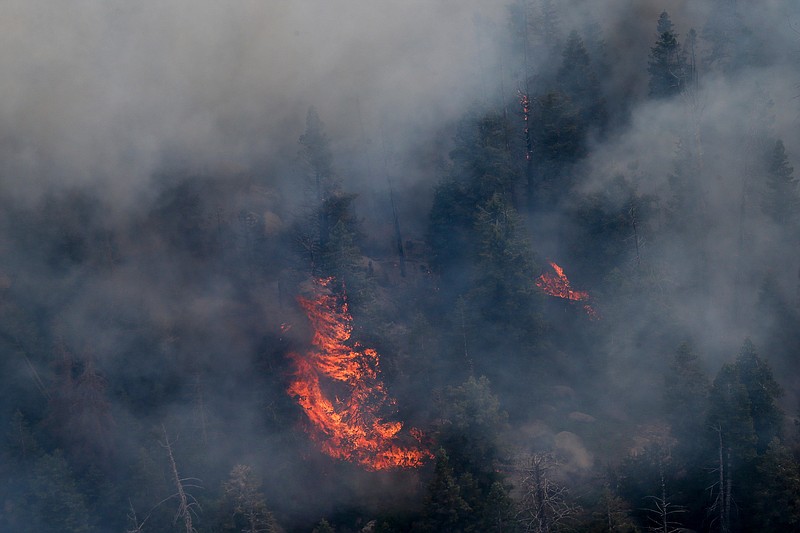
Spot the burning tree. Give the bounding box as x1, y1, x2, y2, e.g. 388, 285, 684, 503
287, 277, 431, 470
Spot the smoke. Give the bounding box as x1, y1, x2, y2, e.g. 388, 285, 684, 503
2, 0, 800, 529
0, 0, 503, 210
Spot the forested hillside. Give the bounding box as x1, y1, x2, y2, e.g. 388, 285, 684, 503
2, 1, 800, 531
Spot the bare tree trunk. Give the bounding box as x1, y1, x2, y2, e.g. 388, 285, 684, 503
713, 425, 730, 533
161, 425, 199, 533
630, 205, 642, 270
724, 447, 732, 533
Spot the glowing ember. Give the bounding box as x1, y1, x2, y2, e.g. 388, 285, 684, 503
518, 89, 532, 161
535, 261, 599, 319
287, 278, 431, 470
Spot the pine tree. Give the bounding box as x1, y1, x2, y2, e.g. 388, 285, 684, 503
429, 376, 511, 531
419, 449, 472, 532
299, 106, 335, 209
734, 339, 783, 454
22, 451, 92, 533
663, 342, 710, 458
705, 362, 755, 533
528, 90, 583, 205
557, 31, 606, 131
648, 12, 686, 98
472, 194, 537, 332
223, 464, 279, 533
762, 139, 799, 226
297, 106, 338, 266
751, 439, 800, 531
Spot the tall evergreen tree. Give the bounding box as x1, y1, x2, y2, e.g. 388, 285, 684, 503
419, 449, 473, 532
734, 339, 783, 454
648, 12, 686, 98
528, 91, 583, 206
706, 362, 755, 533
663, 342, 710, 458
431, 376, 511, 531
471, 194, 538, 334
557, 31, 606, 131
750, 439, 800, 531
762, 139, 800, 226
299, 106, 336, 207
298, 106, 338, 264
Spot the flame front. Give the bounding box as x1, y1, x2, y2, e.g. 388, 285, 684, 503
287, 278, 431, 470
535, 261, 599, 319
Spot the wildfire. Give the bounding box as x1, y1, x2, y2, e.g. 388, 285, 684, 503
535, 261, 599, 319
287, 278, 431, 470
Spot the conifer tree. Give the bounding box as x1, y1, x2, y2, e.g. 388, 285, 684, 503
751, 439, 800, 531
472, 194, 537, 331
419, 449, 472, 532
734, 339, 783, 454
648, 12, 686, 98
762, 139, 799, 226
557, 31, 606, 131
663, 342, 710, 459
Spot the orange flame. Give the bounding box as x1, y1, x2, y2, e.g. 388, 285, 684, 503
535, 261, 599, 319
287, 278, 432, 470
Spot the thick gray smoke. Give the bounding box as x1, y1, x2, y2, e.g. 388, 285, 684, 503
0, 0, 499, 209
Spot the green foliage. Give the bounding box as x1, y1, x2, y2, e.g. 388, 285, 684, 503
663, 342, 710, 458
312, 518, 336, 533
319, 194, 367, 294
427, 178, 475, 276
419, 449, 472, 532
12, 451, 92, 533
425, 376, 511, 532
471, 194, 538, 334
648, 12, 686, 98
734, 339, 783, 454
706, 361, 757, 462
221, 464, 279, 533
762, 139, 800, 226
6, 409, 41, 461
750, 439, 800, 531
557, 31, 607, 131
529, 91, 584, 200
299, 106, 335, 200
569, 175, 654, 281
436, 375, 507, 470
450, 111, 518, 203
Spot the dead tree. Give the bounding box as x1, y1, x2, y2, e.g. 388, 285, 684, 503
707, 424, 731, 533
160, 425, 202, 533
514, 452, 578, 533
643, 454, 686, 533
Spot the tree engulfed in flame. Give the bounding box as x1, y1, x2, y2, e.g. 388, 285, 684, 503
535, 261, 600, 320
287, 278, 431, 470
